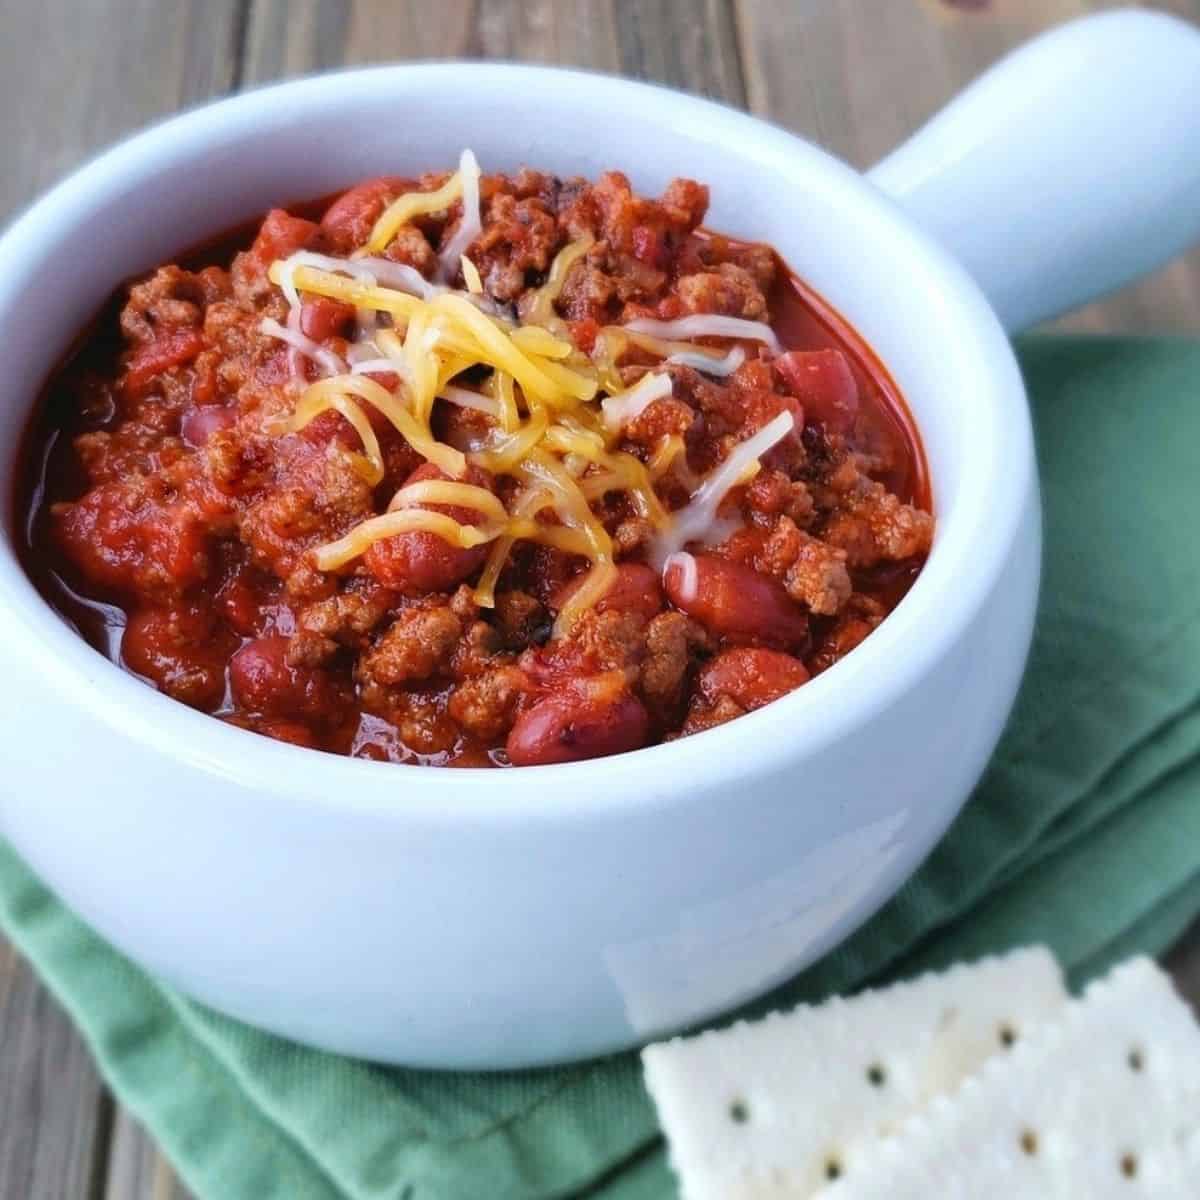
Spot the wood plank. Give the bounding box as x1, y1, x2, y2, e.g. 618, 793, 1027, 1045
0, 941, 112, 1200
242, 0, 743, 101
105, 1110, 194, 1200
734, 0, 1200, 333
1, 4, 241, 1196
0, 0, 243, 221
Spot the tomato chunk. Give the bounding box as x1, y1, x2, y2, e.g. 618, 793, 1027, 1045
123, 328, 205, 392
774, 349, 859, 435
697, 646, 809, 711
320, 176, 413, 247
248, 209, 319, 267
121, 603, 233, 711
663, 553, 808, 648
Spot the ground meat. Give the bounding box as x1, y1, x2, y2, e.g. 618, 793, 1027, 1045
638, 611, 706, 719
494, 590, 548, 647
757, 517, 853, 616
447, 665, 530, 741
298, 585, 397, 645
358, 602, 464, 689
819, 465, 935, 568
674, 263, 767, 320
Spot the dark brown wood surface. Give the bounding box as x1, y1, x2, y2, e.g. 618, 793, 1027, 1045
1, 2, 1198, 1195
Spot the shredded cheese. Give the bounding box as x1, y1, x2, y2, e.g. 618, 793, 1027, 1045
624, 314, 782, 355
366, 170, 466, 256
461, 255, 483, 294
525, 234, 594, 327
436, 149, 483, 282
600, 371, 673, 433
648, 411, 796, 568
666, 345, 746, 377
263, 152, 798, 629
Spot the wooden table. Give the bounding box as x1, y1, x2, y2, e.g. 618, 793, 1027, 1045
3, 2, 1199, 1195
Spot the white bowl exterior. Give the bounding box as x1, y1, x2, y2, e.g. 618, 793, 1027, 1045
0, 66, 1038, 1066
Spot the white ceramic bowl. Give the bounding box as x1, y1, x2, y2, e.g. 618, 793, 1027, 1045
2, 11, 1198, 1068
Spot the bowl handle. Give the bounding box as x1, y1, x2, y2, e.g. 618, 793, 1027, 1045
867, 8, 1200, 332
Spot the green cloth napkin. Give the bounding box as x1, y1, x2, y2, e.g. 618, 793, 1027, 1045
3, 335, 1200, 1200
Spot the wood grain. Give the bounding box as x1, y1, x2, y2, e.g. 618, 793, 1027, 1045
104, 1110, 195, 1200
243, 0, 744, 99
0, 940, 112, 1199
1, 2, 1199, 1196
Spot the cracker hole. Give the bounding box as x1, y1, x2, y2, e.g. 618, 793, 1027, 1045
824, 1158, 843, 1181
1120, 1153, 1138, 1179
998, 1023, 1017, 1048
1128, 1047, 1144, 1072
1019, 1129, 1038, 1156
866, 1063, 886, 1087
728, 1099, 750, 1124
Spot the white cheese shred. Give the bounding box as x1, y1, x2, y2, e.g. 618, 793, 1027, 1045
649, 410, 795, 568
600, 372, 673, 433
260, 315, 346, 379
625, 314, 781, 355
437, 149, 483, 284
666, 345, 746, 377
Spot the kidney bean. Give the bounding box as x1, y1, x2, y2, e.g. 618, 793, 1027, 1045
229, 635, 339, 720
663, 553, 808, 648
299, 296, 355, 342
506, 680, 650, 766
774, 349, 859, 436
697, 646, 809, 712
181, 402, 237, 448
364, 462, 494, 594
552, 562, 664, 623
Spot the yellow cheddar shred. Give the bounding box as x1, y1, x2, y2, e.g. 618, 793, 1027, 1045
366, 171, 465, 255
267, 158, 784, 630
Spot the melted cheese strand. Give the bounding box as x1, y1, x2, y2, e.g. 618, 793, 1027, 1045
510, 325, 574, 360
259, 316, 346, 378
600, 371, 672, 432
461, 255, 483, 294
555, 561, 619, 636
438, 385, 502, 419
491, 371, 520, 433
367, 170, 465, 255
666, 345, 746, 377
276, 251, 380, 308
429, 293, 573, 404
388, 479, 508, 523
624, 314, 782, 354
328, 394, 385, 484
314, 509, 497, 572
472, 486, 554, 608
469, 409, 550, 473
437, 150, 483, 281
352, 255, 441, 299
525, 234, 594, 326
649, 410, 795, 568
296, 375, 466, 477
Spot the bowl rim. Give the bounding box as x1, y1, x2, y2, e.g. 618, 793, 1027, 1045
0, 61, 1034, 822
